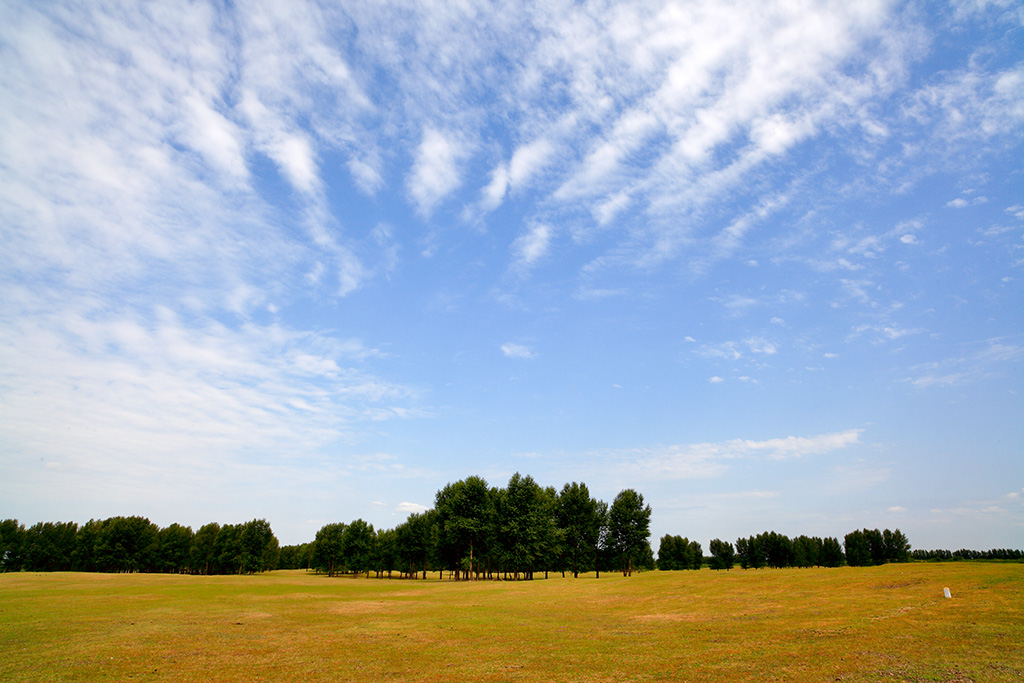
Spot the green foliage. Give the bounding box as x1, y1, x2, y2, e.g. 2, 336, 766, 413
845, 528, 911, 566
189, 523, 220, 574
0, 519, 26, 572
607, 489, 652, 576
25, 521, 78, 572
657, 535, 702, 570
709, 538, 735, 570
555, 482, 604, 578
342, 519, 375, 577
737, 532, 846, 569
434, 476, 493, 579
278, 542, 313, 570
312, 523, 347, 576
494, 473, 550, 578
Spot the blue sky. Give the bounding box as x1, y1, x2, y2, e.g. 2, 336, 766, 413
1, 0, 1021, 550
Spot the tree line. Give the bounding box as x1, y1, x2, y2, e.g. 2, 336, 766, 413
656, 528, 911, 570
6, 490, 1021, 577
911, 548, 1024, 562
0, 517, 279, 574
302, 475, 654, 580
659, 528, 917, 573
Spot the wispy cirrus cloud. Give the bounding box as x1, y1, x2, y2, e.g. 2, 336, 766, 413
904, 341, 1023, 388
510, 223, 553, 275
588, 429, 863, 481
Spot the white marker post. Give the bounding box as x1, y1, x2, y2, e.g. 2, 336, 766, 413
943, 587, 951, 599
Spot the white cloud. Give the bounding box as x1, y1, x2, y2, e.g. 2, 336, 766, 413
508, 138, 554, 188
408, 128, 467, 216
591, 429, 863, 480
905, 341, 1023, 388
395, 502, 429, 514
501, 343, 537, 360
511, 223, 553, 274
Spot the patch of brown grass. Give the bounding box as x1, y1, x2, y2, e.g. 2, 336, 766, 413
1, 563, 1022, 682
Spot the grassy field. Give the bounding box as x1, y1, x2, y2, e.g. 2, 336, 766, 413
1, 562, 1021, 682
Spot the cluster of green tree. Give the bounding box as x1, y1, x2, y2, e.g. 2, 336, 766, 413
307, 475, 654, 580
656, 535, 703, 570
278, 541, 313, 569
0, 517, 279, 574
842, 528, 910, 566
911, 548, 1023, 561
732, 531, 846, 568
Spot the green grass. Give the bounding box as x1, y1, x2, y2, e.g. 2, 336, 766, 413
2, 563, 1022, 682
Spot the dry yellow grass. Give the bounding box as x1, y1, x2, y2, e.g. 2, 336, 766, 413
1, 562, 1021, 682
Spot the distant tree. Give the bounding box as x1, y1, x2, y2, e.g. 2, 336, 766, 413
844, 529, 870, 567
158, 523, 194, 573
238, 519, 278, 573
607, 489, 652, 576
374, 528, 397, 578
820, 537, 845, 567
24, 521, 78, 572
0, 519, 26, 572
395, 511, 433, 579
434, 476, 492, 580
312, 523, 347, 576
864, 528, 886, 566
656, 535, 701, 570
212, 523, 242, 574
735, 537, 750, 569
190, 523, 220, 574
73, 519, 105, 572
709, 539, 735, 570
343, 519, 375, 577
538, 485, 562, 579
736, 534, 767, 569
278, 543, 313, 570
96, 517, 158, 572
883, 528, 910, 563
793, 535, 819, 568
594, 500, 609, 578
555, 482, 604, 578
657, 534, 680, 570
495, 473, 549, 579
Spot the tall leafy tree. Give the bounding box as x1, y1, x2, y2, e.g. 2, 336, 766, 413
395, 511, 433, 578
73, 519, 105, 572
495, 473, 547, 579
555, 482, 603, 578
607, 489, 652, 576
158, 523, 194, 573
0, 519, 25, 572
883, 528, 910, 563
374, 528, 397, 578
820, 537, 845, 567
212, 523, 242, 574
844, 529, 870, 567
343, 519, 375, 578
96, 517, 158, 573
190, 523, 220, 574
709, 538, 735, 570
278, 542, 313, 570
434, 476, 492, 580
24, 521, 78, 571
239, 519, 278, 573
312, 522, 347, 576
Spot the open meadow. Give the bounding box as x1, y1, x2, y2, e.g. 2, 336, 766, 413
2, 562, 1021, 682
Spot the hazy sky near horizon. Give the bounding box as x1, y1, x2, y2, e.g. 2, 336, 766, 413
2, 0, 1021, 550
